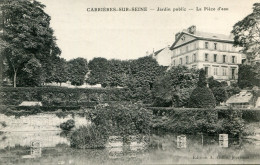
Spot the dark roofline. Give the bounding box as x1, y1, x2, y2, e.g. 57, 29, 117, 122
170, 32, 234, 50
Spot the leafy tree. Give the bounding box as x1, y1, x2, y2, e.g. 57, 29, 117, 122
52, 57, 68, 86
67, 58, 88, 86
128, 56, 166, 103
238, 64, 258, 88
232, 3, 260, 62
1, 0, 60, 87
86, 57, 109, 87
152, 66, 199, 107
189, 69, 216, 108
105, 59, 131, 87
208, 76, 222, 88
212, 87, 228, 105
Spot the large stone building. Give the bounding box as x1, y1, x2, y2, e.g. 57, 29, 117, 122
169, 25, 245, 81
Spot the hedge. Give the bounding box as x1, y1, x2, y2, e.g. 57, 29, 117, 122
0, 87, 129, 106
148, 107, 245, 136
148, 107, 260, 122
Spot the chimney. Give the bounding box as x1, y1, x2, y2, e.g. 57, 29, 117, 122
188, 25, 196, 34
175, 32, 181, 40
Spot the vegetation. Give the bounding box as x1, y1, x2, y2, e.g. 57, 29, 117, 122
87, 102, 152, 143
60, 119, 75, 131
0, 87, 128, 106
67, 58, 88, 86
1, 0, 61, 87
70, 125, 108, 149
188, 69, 216, 108
232, 3, 260, 62
152, 66, 199, 107
151, 107, 245, 137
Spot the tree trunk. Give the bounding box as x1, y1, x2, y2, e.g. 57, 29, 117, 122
13, 70, 17, 88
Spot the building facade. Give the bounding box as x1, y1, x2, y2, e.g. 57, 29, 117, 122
152, 46, 172, 66
170, 26, 244, 81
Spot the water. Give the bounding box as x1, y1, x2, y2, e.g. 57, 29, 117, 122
1, 114, 260, 164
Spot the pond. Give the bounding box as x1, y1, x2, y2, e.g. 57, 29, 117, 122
1, 114, 260, 164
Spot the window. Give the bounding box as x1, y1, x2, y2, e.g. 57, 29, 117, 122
214, 54, 217, 62
223, 55, 226, 63
194, 43, 197, 49
180, 58, 182, 65
214, 67, 218, 75
222, 67, 227, 76
214, 43, 217, 50
186, 56, 189, 64
173, 60, 175, 66
232, 56, 235, 63
205, 42, 209, 49
193, 53, 196, 62
205, 53, 209, 61
205, 67, 209, 77
186, 46, 189, 52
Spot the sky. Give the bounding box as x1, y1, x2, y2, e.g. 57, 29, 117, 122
38, 0, 258, 61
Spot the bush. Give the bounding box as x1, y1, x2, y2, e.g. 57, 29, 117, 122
88, 102, 152, 141
188, 69, 216, 108
60, 119, 75, 131
211, 87, 228, 105
189, 87, 216, 108
70, 125, 108, 149
149, 107, 245, 137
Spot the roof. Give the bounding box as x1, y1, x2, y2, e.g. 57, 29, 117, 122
226, 91, 253, 104
170, 30, 234, 50
150, 48, 164, 57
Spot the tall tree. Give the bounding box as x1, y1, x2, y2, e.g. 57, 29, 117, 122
232, 3, 260, 61
67, 58, 88, 86
86, 57, 109, 87
152, 66, 199, 107
1, 0, 60, 87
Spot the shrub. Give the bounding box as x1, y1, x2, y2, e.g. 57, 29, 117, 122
69, 125, 108, 149
149, 107, 245, 137
211, 87, 228, 105
188, 69, 216, 108
88, 102, 152, 142
60, 119, 75, 131
189, 87, 216, 108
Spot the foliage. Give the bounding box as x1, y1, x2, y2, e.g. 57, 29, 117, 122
104, 59, 131, 87
67, 58, 88, 86
152, 66, 199, 107
0, 87, 128, 106
208, 77, 222, 88
150, 107, 245, 136
70, 125, 108, 149
87, 102, 152, 140
86, 57, 109, 87
188, 69, 216, 108
226, 86, 241, 98
1, 0, 60, 87
238, 64, 260, 88
232, 3, 260, 61
60, 119, 75, 131
51, 57, 69, 85
211, 87, 228, 105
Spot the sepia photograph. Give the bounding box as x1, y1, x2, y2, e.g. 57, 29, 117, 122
0, 0, 260, 164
